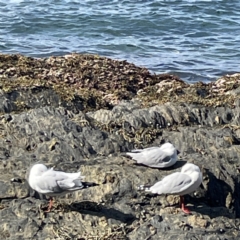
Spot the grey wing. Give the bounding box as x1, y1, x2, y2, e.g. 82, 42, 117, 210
132, 148, 171, 166
39, 170, 80, 194
150, 172, 192, 194
57, 177, 84, 191
34, 174, 63, 194
146, 148, 171, 163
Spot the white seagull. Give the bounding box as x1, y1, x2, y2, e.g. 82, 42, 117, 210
139, 163, 202, 213
28, 163, 85, 212
126, 142, 178, 168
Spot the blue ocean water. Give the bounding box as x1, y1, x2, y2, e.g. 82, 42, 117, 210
0, 0, 240, 82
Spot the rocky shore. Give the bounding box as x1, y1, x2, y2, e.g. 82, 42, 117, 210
0, 53, 240, 239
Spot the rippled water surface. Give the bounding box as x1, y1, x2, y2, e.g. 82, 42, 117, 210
0, 0, 240, 82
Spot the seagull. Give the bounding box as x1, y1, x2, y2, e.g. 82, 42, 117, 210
28, 163, 86, 212
139, 163, 202, 213
125, 142, 178, 168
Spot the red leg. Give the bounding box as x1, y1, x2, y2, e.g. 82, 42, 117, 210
180, 196, 190, 214
45, 197, 53, 213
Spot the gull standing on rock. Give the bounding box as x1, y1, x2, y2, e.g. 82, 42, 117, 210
125, 142, 178, 168
139, 163, 202, 213
28, 163, 86, 212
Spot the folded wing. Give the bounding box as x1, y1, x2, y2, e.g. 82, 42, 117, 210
37, 169, 84, 194
57, 176, 84, 191
149, 172, 192, 195
126, 147, 171, 167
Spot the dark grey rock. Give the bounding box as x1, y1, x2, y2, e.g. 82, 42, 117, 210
0, 93, 240, 239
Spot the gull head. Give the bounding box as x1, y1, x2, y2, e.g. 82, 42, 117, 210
160, 142, 175, 151
29, 163, 48, 177
181, 163, 200, 174
160, 142, 174, 149
160, 142, 177, 156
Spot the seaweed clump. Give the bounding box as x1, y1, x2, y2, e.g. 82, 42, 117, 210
138, 74, 240, 108
0, 53, 179, 112
0, 53, 239, 113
